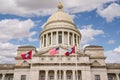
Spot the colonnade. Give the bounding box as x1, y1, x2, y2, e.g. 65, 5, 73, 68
0, 73, 13, 80
40, 31, 80, 48
39, 70, 81, 80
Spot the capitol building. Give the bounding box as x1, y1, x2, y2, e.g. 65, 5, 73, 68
0, 2, 120, 80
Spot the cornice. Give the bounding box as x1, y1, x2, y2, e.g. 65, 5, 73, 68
32, 63, 91, 66
91, 66, 106, 68
40, 26, 81, 38
90, 57, 106, 59
14, 66, 30, 69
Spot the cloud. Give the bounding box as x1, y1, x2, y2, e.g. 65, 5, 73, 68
113, 46, 120, 53
105, 46, 120, 63
79, 25, 104, 44
0, 42, 19, 64
0, 19, 36, 42
0, 0, 116, 17
107, 40, 115, 44
97, 3, 120, 22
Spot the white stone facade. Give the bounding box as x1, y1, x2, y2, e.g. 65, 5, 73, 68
0, 2, 120, 80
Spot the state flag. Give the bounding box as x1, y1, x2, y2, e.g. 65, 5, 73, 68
65, 46, 75, 56
21, 50, 32, 60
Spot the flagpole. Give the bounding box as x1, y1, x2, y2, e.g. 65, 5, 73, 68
59, 47, 62, 80
76, 47, 78, 80
60, 47, 62, 80
76, 53, 78, 80
29, 50, 33, 80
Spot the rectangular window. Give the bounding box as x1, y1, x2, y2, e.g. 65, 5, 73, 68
108, 76, 113, 80
44, 35, 46, 47
67, 75, 72, 80
48, 33, 51, 45
74, 34, 77, 45
58, 32, 62, 44
40, 75, 45, 80
69, 33, 72, 45
21, 75, 26, 80
49, 75, 54, 80
7, 77, 13, 80
95, 75, 100, 80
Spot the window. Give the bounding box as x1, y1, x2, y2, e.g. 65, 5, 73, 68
78, 36, 79, 44
108, 76, 113, 80
78, 74, 81, 80
74, 34, 77, 45
44, 35, 46, 47
95, 75, 100, 80
48, 33, 51, 45
69, 33, 72, 45
7, 77, 13, 80
21, 75, 26, 80
67, 75, 72, 80
49, 75, 54, 80
40, 75, 45, 80
58, 32, 62, 44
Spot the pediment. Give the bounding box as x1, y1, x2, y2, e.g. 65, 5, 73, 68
92, 60, 101, 66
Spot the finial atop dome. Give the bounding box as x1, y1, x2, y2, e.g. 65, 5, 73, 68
57, 2, 63, 9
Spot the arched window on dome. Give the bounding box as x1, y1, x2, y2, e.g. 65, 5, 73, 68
58, 32, 62, 44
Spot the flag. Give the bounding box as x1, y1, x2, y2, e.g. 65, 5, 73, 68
21, 50, 32, 60
65, 46, 75, 56
49, 47, 59, 56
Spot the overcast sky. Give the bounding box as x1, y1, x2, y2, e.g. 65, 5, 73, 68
0, 0, 120, 64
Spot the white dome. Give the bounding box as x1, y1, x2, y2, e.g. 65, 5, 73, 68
46, 10, 74, 23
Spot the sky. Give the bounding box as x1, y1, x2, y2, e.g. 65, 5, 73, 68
0, 0, 120, 64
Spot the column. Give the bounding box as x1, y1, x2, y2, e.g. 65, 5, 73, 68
51, 32, 53, 45
56, 31, 58, 44
72, 70, 75, 80
62, 31, 64, 44
2, 73, 5, 80
63, 70, 66, 80
76, 35, 78, 47
43, 35, 44, 47
54, 70, 57, 80
30, 70, 39, 80
116, 73, 120, 80
45, 70, 48, 80
68, 32, 69, 45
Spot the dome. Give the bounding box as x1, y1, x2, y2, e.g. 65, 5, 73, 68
46, 2, 74, 24
46, 11, 74, 23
